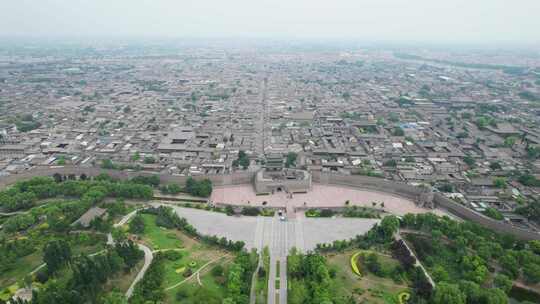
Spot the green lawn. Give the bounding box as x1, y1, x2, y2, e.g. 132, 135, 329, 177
167, 263, 231, 304
139, 214, 184, 250
136, 213, 233, 303
326, 250, 410, 304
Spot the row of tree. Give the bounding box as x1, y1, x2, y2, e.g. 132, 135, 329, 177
0, 175, 153, 213
223, 251, 258, 304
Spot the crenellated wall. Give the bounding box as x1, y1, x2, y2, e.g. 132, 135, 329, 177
1, 166, 538, 240
433, 194, 540, 241
312, 171, 422, 200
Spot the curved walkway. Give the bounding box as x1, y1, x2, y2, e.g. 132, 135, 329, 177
125, 243, 153, 298
107, 209, 154, 299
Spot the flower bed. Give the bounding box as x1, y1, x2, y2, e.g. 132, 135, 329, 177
350, 252, 362, 276
398, 291, 410, 304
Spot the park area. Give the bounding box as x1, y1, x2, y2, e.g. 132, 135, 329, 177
287, 243, 411, 304
0, 233, 108, 301
326, 250, 411, 304
132, 213, 248, 303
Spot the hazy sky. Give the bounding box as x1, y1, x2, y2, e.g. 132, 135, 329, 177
1, 0, 539, 45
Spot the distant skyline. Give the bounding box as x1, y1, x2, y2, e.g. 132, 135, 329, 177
1, 0, 539, 47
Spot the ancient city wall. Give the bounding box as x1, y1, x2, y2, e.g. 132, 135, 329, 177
434, 194, 540, 241
312, 171, 422, 200
0, 166, 253, 188
1, 166, 538, 240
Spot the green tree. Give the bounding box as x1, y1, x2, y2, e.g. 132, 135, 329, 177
380, 215, 400, 236
289, 279, 308, 304
529, 240, 540, 255
286, 152, 298, 168
438, 183, 454, 193
493, 274, 512, 294
101, 159, 116, 169
392, 127, 405, 136
365, 253, 383, 276
500, 253, 519, 279
143, 156, 156, 164
481, 288, 508, 304
233, 150, 250, 169
476, 117, 488, 129
463, 155, 476, 167
459, 280, 482, 304
102, 292, 128, 304
432, 265, 449, 282
131, 152, 140, 161
43, 239, 72, 275
523, 263, 540, 284
527, 146, 540, 159
504, 136, 518, 148
129, 215, 145, 234
483, 207, 504, 220
493, 177, 507, 189
490, 162, 502, 170
461, 112, 472, 120
432, 282, 466, 304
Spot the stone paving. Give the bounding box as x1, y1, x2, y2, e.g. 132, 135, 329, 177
153, 203, 380, 252
211, 183, 448, 216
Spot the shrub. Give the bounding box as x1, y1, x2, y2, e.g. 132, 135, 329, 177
211, 265, 224, 277
163, 250, 183, 261
183, 268, 193, 277
241, 207, 260, 216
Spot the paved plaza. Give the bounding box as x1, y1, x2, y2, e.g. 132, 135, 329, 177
151, 203, 380, 252
211, 183, 447, 216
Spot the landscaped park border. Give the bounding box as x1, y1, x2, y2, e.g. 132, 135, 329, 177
1, 165, 539, 241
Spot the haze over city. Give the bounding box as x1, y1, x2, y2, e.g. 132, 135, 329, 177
1, 0, 540, 45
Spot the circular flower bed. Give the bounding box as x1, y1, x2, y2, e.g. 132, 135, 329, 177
398, 291, 410, 304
